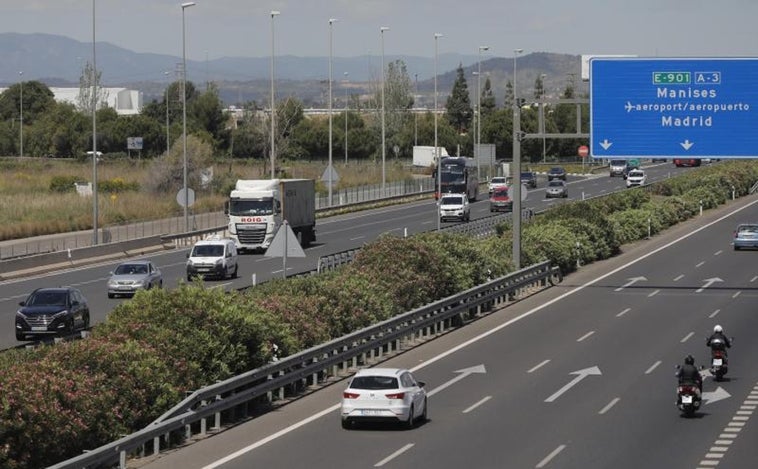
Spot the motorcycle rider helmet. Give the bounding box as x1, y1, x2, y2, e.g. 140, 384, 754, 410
684, 354, 695, 365
714, 325, 723, 333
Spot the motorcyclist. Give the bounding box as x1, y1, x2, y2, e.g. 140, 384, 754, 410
676, 354, 702, 395
706, 325, 732, 357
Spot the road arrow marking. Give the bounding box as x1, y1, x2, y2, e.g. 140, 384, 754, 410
427, 364, 486, 397
703, 387, 731, 405
600, 139, 613, 150
696, 277, 723, 293
545, 366, 602, 402
680, 140, 694, 150
614, 276, 647, 292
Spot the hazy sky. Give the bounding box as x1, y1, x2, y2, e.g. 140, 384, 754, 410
2, 0, 757, 60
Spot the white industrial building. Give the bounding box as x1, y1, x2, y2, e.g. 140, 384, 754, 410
0, 87, 143, 115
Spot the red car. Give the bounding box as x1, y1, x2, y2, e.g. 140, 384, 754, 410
489, 187, 513, 212
673, 158, 701, 167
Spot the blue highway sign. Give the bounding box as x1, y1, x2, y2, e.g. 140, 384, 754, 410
590, 58, 758, 158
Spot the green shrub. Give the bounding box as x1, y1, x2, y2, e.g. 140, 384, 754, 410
99, 177, 140, 193
49, 175, 82, 193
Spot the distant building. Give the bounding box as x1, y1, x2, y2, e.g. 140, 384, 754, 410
0, 87, 143, 115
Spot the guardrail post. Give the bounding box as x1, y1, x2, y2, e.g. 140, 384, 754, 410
278, 371, 285, 401
153, 436, 160, 456
312, 357, 318, 386
120, 450, 127, 469
200, 400, 207, 434
185, 423, 191, 440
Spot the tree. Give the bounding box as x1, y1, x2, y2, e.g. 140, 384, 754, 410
480, 77, 496, 117
504, 80, 514, 109
77, 61, 109, 115
533, 75, 546, 101
0, 81, 56, 126
367, 59, 414, 161
445, 64, 473, 134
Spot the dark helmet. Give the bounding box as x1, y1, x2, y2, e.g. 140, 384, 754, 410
684, 354, 695, 365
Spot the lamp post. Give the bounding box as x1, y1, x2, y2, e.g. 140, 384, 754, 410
328, 18, 337, 206
344, 71, 349, 164
380, 26, 389, 193
414, 73, 418, 147
165, 70, 171, 155
91, 0, 99, 245
477, 45, 489, 180
18, 71, 23, 158
434, 33, 442, 231
541, 73, 547, 163
512, 48, 523, 269
270, 10, 280, 179
181, 2, 195, 233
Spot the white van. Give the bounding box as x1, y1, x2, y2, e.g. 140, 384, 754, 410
186, 236, 239, 281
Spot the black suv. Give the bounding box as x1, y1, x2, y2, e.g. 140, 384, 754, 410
15, 287, 90, 341
520, 171, 537, 189
547, 166, 567, 181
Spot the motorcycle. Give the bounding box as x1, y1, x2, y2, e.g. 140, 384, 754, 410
676, 384, 702, 416
708, 336, 733, 382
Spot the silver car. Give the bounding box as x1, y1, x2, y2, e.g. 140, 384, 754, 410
107, 260, 163, 298
545, 180, 568, 199
733, 223, 758, 251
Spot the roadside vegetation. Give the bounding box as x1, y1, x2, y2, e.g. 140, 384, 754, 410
0, 160, 755, 468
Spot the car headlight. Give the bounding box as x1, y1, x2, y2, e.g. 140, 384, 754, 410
53, 310, 69, 319
215, 259, 223, 265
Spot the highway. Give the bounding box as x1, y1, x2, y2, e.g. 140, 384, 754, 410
137, 189, 758, 469
1, 162, 688, 352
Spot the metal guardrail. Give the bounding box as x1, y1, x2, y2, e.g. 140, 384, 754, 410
48, 261, 557, 469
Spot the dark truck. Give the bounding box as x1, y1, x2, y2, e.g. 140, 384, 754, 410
520, 171, 537, 189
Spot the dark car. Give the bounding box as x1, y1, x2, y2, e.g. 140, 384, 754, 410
520, 171, 537, 189
15, 287, 90, 341
547, 166, 567, 181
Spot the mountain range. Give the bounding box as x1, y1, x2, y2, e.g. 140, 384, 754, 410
0, 33, 586, 108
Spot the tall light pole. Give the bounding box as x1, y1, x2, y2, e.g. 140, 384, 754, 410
380, 26, 389, 193
91, 0, 99, 245
328, 18, 337, 206
344, 71, 349, 164
270, 10, 281, 179
18, 71, 23, 158
512, 48, 523, 269
477, 46, 489, 180
181, 1, 195, 232
165, 70, 171, 155
414, 73, 418, 147
434, 33, 442, 231
541, 73, 547, 163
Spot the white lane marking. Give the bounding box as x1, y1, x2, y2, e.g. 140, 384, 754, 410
680, 332, 694, 343
751, 276, 758, 283
714, 440, 734, 445
421, 220, 434, 225
536, 445, 567, 468
203, 198, 758, 467
732, 291, 741, 299
648, 289, 660, 297
696, 261, 705, 268
528, 360, 550, 373
616, 307, 631, 317
599, 397, 620, 415
709, 309, 721, 319
645, 361, 662, 374
350, 236, 365, 241
674, 274, 684, 281
718, 433, 737, 439
714, 250, 723, 256
577, 331, 595, 342
374, 444, 415, 467
462, 396, 492, 414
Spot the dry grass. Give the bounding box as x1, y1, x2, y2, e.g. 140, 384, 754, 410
0, 157, 414, 241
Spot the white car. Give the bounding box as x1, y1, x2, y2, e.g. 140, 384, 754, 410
340, 368, 427, 429
488, 176, 507, 194
439, 193, 470, 222
625, 169, 647, 187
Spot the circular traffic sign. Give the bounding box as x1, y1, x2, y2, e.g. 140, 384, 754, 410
578, 145, 589, 158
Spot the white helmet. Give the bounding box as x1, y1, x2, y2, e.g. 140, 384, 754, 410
714, 325, 723, 333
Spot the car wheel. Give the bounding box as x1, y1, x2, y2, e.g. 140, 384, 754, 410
420, 398, 428, 422
83, 313, 90, 330
405, 405, 415, 429
232, 264, 239, 278
734, 246, 740, 251
107, 292, 114, 299
15, 331, 25, 341
341, 419, 351, 430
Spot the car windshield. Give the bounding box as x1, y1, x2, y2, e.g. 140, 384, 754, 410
26, 290, 67, 306
548, 181, 564, 187
115, 264, 148, 275
738, 225, 758, 235
611, 160, 626, 166
350, 376, 399, 390
520, 172, 532, 177
192, 245, 224, 257
629, 171, 643, 177
441, 196, 463, 205
229, 199, 274, 216
550, 168, 564, 173
491, 177, 506, 184
492, 188, 509, 197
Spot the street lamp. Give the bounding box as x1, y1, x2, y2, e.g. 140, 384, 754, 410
18, 71, 23, 158
165, 70, 171, 155
434, 32, 442, 231
414, 73, 418, 147
270, 10, 281, 179
344, 71, 349, 164
477, 45, 489, 180
541, 73, 547, 163
380, 26, 389, 193
512, 48, 523, 269
91, 0, 99, 245
328, 18, 337, 206
181, 1, 195, 232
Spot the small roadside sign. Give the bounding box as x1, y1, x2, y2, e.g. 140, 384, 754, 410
265, 221, 305, 278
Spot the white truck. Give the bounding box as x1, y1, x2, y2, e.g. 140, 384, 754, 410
226, 179, 316, 253
412, 145, 449, 167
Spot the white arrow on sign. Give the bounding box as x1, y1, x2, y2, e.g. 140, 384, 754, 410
614, 276, 647, 292
703, 386, 731, 405
545, 366, 602, 403
600, 139, 613, 150
427, 365, 486, 397
696, 277, 723, 293
680, 140, 694, 150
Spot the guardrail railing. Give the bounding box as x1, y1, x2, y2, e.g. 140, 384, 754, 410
47, 261, 558, 469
